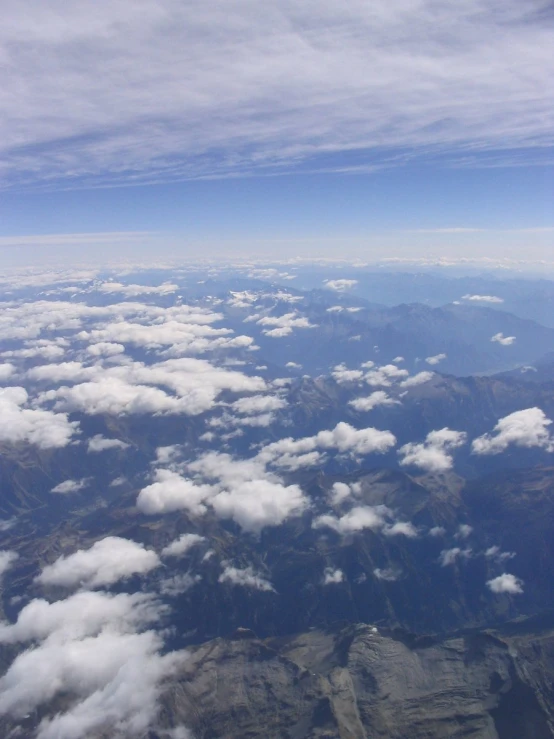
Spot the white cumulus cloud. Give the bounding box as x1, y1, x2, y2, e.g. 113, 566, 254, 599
348, 390, 400, 412
324, 280, 358, 292
425, 353, 447, 366
323, 567, 344, 584
472, 407, 553, 454
0, 550, 18, 580
87, 434, 130, 452
313, 505, 390, 535
0, 590, 185, 738
137, 469, 214, 517
487, 573, 524, 594
491, 332, 516, 346
399, 428, 467, 472
439, 547, 472, 566
51, 478, 89, 494
399, 371, 435, 388
256, 312, 316, 337
0, 386, 78, 449
36, 537, 161, 590
219, 565, 274, 592
161, 533, 206, 558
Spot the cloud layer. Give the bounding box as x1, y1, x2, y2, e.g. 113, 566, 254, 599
2, 0, 553, 186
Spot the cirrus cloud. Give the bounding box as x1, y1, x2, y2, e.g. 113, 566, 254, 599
0, 0, 553, 187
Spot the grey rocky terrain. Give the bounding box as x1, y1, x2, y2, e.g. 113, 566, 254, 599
160, 621, 554, 738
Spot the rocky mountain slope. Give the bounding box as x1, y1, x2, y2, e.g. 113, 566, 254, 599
157, 620, 554, 738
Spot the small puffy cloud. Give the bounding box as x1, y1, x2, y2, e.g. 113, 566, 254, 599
0, 550, 18, 580
271, 378, 291, 388
87, 434, 130, 453
429, 526, 446, 537
227, 411, 275, 428
324, 279, 358, 291
137, 469, 213, 517
161, 534, 206, 558
230, 394, 286, 415
36, 537, 161, 589
487, 573, 524, 594
332, 364, 364, 384
399, 427, 467, 472
462, 294, 504, 303
314, 505, 389, 535
491, 332, 516, 346
317, 422, 396, 456
472, 408, 553, 455
399, 371, 435, 388
485, 545, 516, 563
374, 567, 401, 581
328, 482, 359, 506
262, 450, 324, 471
349, 390, 400, 412
0, 363, 15, 381
323, 567, 344, 585
155, 445, 181, 464
438, 547, 472, 567
256, 312, 316, 337
139, 459, 308, 534
159, 573, 202, 597
383, 521, 418, 538
51, 478, 89, 495
425, 353, 447, 366
210, 479, 307, 535
265, 327, 293, 337
218, 565, 274, 592
271, 289, 301, 301
259, 422, 396, 470
455, 524, 473, 540
0, 386, 78, 448
86, 342, 125, 357
285, 361, 302, 369
364, 364, 409, 387
26, 361, 97, 384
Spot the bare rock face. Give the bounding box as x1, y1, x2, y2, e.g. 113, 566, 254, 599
160, 623, 554, 739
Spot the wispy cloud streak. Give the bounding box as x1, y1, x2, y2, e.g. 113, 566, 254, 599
1, 0, 553, 187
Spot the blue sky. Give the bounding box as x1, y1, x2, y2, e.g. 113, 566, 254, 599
1, 0, 553, 266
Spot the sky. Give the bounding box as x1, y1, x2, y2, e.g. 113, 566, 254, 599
1, 0, 553, 266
